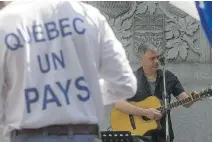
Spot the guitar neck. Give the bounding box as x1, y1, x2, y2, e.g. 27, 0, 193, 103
157, 93, 201, 112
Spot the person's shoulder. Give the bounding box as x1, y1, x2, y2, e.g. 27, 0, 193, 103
76, 2, 107, 27
165, 70, 179, 80
158, 69, 176, 77
0, 1, 41, 20
78, 2, 102, 17
0, 2, 18, 19
165, 70, 174, 75
78, 2, 99, 11
0, 2, 26, 30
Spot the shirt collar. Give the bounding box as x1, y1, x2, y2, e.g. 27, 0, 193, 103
139, 66, 163, 78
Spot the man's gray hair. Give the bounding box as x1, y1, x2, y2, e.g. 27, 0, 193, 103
135, 43, 158, 59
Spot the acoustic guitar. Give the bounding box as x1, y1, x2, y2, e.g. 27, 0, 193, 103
110, 88, 212, 136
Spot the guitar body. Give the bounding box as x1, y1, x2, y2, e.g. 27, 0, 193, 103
110, 88, 212, 136
110, 96, 162, 136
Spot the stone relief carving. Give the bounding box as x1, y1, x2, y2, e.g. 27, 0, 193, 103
133, 3, 166, 56
94, 1, 132, 18
85, 1, 136, 59
85, 1, 201, 62
134, 2, 200, 61
161, 2, 188, 18
136, 2, 158, 15
82, 3, 211, 142
165, 16, 200, 60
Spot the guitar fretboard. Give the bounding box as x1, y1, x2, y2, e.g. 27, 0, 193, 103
157, 93, 202, 112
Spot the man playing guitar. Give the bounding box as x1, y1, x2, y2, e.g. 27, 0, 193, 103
115, 43, 196, 142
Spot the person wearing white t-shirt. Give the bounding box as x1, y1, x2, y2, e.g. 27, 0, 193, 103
0, 1, 137, 142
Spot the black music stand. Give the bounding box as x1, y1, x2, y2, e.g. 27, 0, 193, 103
101, 131, 133, 142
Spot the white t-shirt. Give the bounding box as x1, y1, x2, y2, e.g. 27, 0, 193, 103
0, 0, 137, 136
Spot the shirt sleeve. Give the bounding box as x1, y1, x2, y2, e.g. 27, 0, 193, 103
97, 11, 137, 105
0, 30, 5, 129
0, 29, 5, 98
171, 73, 185, 97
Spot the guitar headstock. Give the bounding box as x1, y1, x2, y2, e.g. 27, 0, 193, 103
199, 87, 212, 99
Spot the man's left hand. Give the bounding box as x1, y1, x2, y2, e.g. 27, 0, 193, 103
189, 91, 200, 102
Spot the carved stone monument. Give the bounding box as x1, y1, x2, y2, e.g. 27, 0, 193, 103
85, 1, 212, 142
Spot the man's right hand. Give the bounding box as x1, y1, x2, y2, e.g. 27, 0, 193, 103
144, 108, 162, 120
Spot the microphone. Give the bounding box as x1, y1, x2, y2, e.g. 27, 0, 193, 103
159, 56, 165, 65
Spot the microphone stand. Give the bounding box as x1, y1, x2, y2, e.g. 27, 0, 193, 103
160, 57, 170, 142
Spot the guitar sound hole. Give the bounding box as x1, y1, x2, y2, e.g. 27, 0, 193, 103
142, 116, 150, 121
